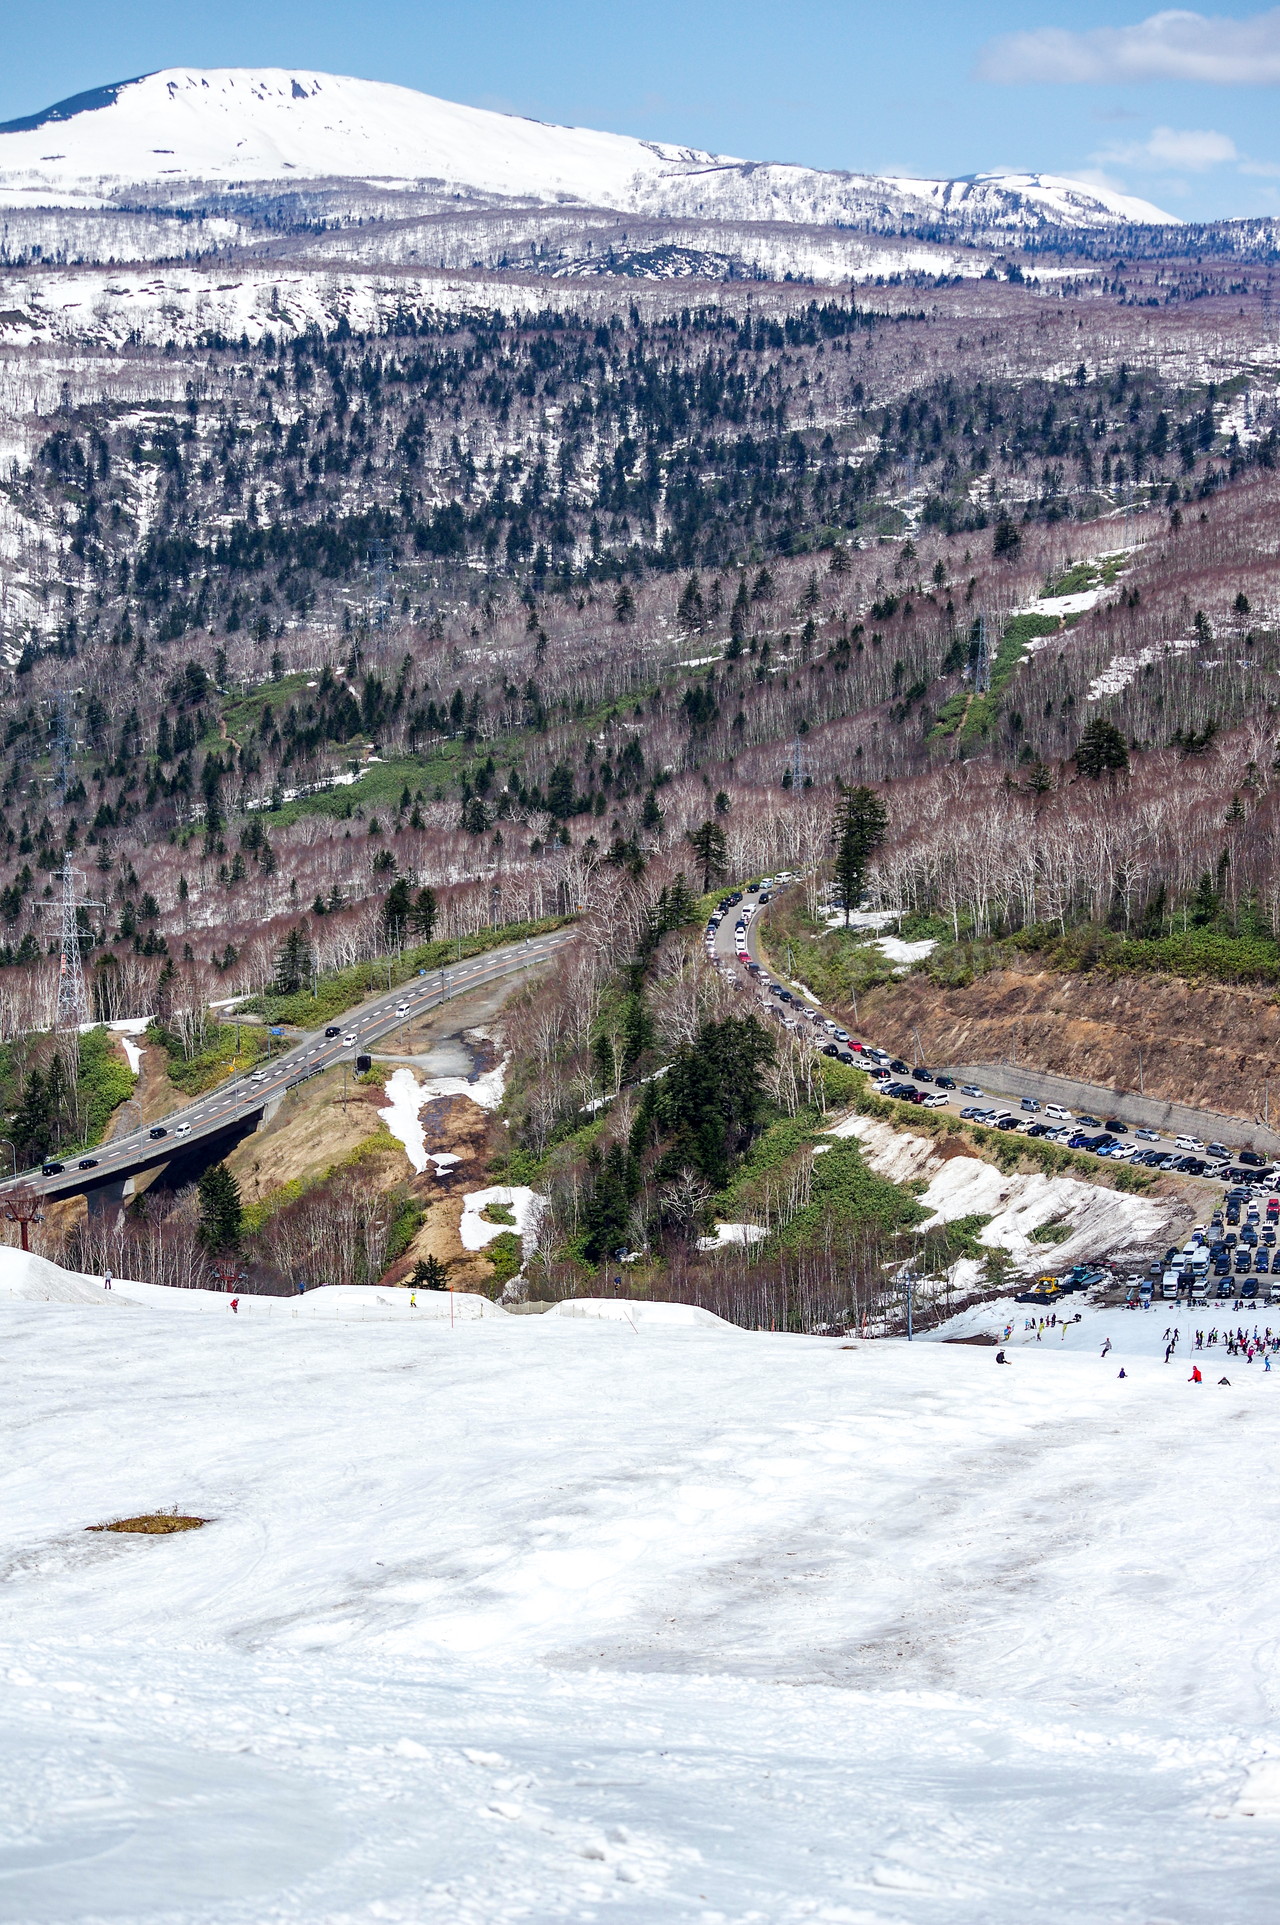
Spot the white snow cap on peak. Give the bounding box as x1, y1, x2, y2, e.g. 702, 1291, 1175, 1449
0, 66, 1176, 228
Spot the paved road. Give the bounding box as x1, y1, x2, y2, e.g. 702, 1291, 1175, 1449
707, 887, 1273, 1178
4, 929, 574, 1205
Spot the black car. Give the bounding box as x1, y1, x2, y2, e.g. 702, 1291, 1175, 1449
1025, 1122, 1052, 1138
41, 1161, 63, 1176
996, 1116, 1023, 1131
822, 1044, 840, 1058
935, 1075, 957, 1089
836, 1050, 856, 1065
912, 1067, 933, 1083
1104, 1119, 1129, 1134
1235, 1251, 1252, 1272
1243, 1278, 1259, 1298
149, 1125, 168, 1140
77, 1157, 98, 1170
890, 1059, 909, 1074
324, 1025, 341, 1038
1077, 1116, 1102, 1129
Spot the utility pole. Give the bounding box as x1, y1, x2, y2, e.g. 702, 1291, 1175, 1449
901, 1269, 915, 1341
790, 731, 805, 790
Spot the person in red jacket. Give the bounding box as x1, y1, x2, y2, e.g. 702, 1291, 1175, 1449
1189, 1366, 1202, 1383
230, 1297, 239, 1314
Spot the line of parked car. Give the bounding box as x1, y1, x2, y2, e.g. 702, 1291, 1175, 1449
706, 887, 1275, 1195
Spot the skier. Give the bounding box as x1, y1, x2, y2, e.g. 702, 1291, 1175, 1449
103, 1270, 112, 1291
230, 1297, 239, 1315
1189, 1366, 1202, 1383
409, 1292, 418, 1309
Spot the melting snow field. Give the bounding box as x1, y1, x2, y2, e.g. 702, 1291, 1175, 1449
3, 1245, 1280, 1922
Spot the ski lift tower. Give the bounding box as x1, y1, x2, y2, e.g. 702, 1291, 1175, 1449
55, 856, 103, 1034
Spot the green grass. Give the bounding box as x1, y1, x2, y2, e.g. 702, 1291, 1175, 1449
64, 1028, 137, 1150
248, 915, 572, 1027
1030, 1219, 1073, 1245
148, 1019, 272, 1096
1010, 921, 1280, 987
486, 1230, 524, 1286
771, 1138, 927, 1249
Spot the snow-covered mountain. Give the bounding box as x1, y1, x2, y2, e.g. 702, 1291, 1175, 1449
0, 67, 1174, 236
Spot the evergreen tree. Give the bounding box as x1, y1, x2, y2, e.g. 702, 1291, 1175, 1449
582, 1141, 641, 1262
272, 924, 312, 995
831, 784, 889, 925
687, 819, 728, 892
383, 877, 412, 948
197, 1161, 242, 1250
12, 1066, 53, 1166
992, 516, 1022, 558
659, 1016, 774, 1189
1073, 718, 1130, 779
411, 1253, 449, 1289
413, 886, 438, 942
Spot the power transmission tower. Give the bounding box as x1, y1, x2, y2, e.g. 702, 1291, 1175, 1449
973, 614, 991, 695
790, 731, 806, 790
47, 689, 77, 802
56, 856, 103, 1033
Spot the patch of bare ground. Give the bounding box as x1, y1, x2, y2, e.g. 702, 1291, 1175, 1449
862, 962, 1280, 1125
224, 1065, 395, 1206
385, 1091, 506, 1293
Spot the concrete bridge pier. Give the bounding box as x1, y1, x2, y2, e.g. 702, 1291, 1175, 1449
84, 1175, 134, 1226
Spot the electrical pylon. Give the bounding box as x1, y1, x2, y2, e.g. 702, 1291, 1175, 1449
55, 856, 103, 1033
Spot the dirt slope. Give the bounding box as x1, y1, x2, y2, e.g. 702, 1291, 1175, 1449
862, 962, 1280, 1125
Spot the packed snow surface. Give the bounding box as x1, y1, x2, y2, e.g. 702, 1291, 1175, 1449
0, 67, 1174, 228
3, 1244, 1279, 1920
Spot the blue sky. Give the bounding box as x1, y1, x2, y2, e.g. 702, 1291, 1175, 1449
4, 2, 1280, 220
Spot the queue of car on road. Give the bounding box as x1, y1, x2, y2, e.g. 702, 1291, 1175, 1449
706, 880, 1275, 1198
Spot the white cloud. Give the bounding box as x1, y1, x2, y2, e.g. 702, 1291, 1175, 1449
1098, 125, 1239, 170
978, 9, 1280, 86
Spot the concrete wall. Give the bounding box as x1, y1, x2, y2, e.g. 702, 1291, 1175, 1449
950, 1061, 1280, 1158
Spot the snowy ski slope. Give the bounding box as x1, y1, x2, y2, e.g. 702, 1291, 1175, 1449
2, 1247, 1279, 1919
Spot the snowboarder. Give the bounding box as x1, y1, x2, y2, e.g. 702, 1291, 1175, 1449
1118, 1368, 1127, 1378
230, 1297, 239, 1315
1219, 1376, 1231, 1385
1100, 1337, 1111, 1358
1189, 1366, 1202, 1383
409, 1292, 418, 1309
103, 1271, 112, 1291
995, 1350, 1011, 1365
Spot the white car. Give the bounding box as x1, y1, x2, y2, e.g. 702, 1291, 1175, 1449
343, 1032, 357, 1046
175, 1123, 191, 1137
923, 1092, 950, 1109
1045, 1104, 1072, 1121
1176, 1135, 1205, 1152
396, 1003, 409, 1016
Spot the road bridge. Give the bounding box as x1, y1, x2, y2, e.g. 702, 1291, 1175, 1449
0, 928, 574, 1213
